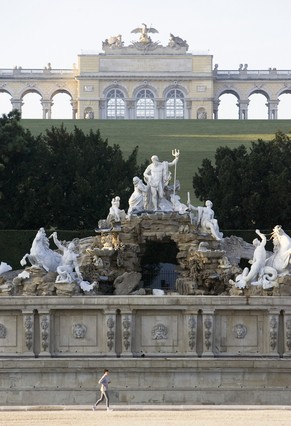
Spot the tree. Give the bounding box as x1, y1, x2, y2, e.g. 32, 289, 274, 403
36, 125, 146, 229
0, 114, 146, 230
192, 131, 291, 229
0, 110, 45, 229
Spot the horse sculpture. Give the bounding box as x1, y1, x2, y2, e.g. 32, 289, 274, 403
20, 228, 61, 272
266, 225, 291, 275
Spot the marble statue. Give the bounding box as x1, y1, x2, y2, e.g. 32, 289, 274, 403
102, 34, 124, 49
229, 225, 291, 290
168, 33, 189, 50
188, 200, 223, 241
131, 23, 158, 44
230, 229, 277, 289
51, 232, 83, 283
143, 150, 179, 211
0, 262, 12, 275
107, 196, 126, 224
266, 225, 291, 275
128, 176, 148, 215
20, 227, 61, 272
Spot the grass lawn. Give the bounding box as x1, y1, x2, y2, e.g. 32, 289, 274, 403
21, 119, 291, 204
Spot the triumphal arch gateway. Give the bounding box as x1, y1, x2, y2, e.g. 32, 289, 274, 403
1, 24, 291, 120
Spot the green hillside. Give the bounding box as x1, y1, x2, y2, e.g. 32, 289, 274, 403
21, 119, 291, 204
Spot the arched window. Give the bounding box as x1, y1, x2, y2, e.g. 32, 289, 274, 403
106, 89, 125, 119
166, 89, 184, 119
136, 89, 155, 119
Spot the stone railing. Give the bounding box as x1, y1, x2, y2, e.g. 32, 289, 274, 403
214, 69, 291, 80
0, 68, 76, 78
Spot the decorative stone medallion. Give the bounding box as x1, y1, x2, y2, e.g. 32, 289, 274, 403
233, 323, 247, 339
72, 323, 87, 339
152, 323, 168, 340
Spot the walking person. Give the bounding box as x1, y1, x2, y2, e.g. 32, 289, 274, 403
92, 369, 113, 411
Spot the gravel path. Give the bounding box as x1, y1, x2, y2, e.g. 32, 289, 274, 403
0, 408, 291, 426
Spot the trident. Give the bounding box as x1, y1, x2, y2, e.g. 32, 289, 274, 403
172, 148, 180, 202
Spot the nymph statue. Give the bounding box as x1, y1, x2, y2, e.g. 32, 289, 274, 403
188, 200, 223, 241
128, 176, 148, 215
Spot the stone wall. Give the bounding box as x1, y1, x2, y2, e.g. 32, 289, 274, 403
0, 295, 291, 405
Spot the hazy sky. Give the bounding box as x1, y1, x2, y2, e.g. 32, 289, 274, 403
1, 0, 290, 70
1, 0, 291, 118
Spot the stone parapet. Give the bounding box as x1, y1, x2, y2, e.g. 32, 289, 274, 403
0, 295, 290, 358
1, 296, 291, 405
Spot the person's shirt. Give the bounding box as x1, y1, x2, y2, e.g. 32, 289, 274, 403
99, 374, 110, 391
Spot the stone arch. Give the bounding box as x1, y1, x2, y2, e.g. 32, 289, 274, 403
214, 88, 241, 101
277, 88, 291, 119
50, 88, 73, 101
140, 238, 179, 291
20, 87, 44, 99
103, 84, 128, 98
132, 84, 158, 99
162, 84, 188, 98
20, 89, 43, 118
0, 88, 12, 97
248, 89, 270, 119
50, 89, 73, 119
277, 87, 291, 97
248, 88, 270, 100
0, 89, 13, 115
214, 89, 240, 119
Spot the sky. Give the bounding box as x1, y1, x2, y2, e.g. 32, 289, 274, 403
1, 0, 291, 118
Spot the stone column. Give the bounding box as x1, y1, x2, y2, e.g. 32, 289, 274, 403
266, 100, 279, 119
268, 309, 280, 356
184, 312, 198, 356
22, 310, 35, 356
11, 98, 23, 116
156, 100, 165, 119
41, 100, 53, 119
126, 100, 135, 119
99, 100, 106, 119
120, 312, 133, 357
237, 99, 249, 119
201, 310, 214, 357
38, 311, 51, 357
213, 99, 220, 119
186, 100, 192, 119
71, 100, 78, 119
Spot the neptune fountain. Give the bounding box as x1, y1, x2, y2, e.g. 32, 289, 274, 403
1, 150, 291, 297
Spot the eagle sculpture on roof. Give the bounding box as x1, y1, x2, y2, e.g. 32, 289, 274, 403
131, 23, 158, 44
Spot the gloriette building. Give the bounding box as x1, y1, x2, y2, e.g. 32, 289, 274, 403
1, 24, 291, 119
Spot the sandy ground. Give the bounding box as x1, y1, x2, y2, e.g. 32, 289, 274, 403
0, 408, 291, 426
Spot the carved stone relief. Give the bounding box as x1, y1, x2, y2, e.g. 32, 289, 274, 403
152, 323, 168, 340
188, 316, 196, 350
107, 317, 115, 351
122, 316, 131, 350
72, 323, 87, 339
0, 323, 7, 339
40, 316, 49, 351
233, 323, 247, 339
24, 315, 33, 351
